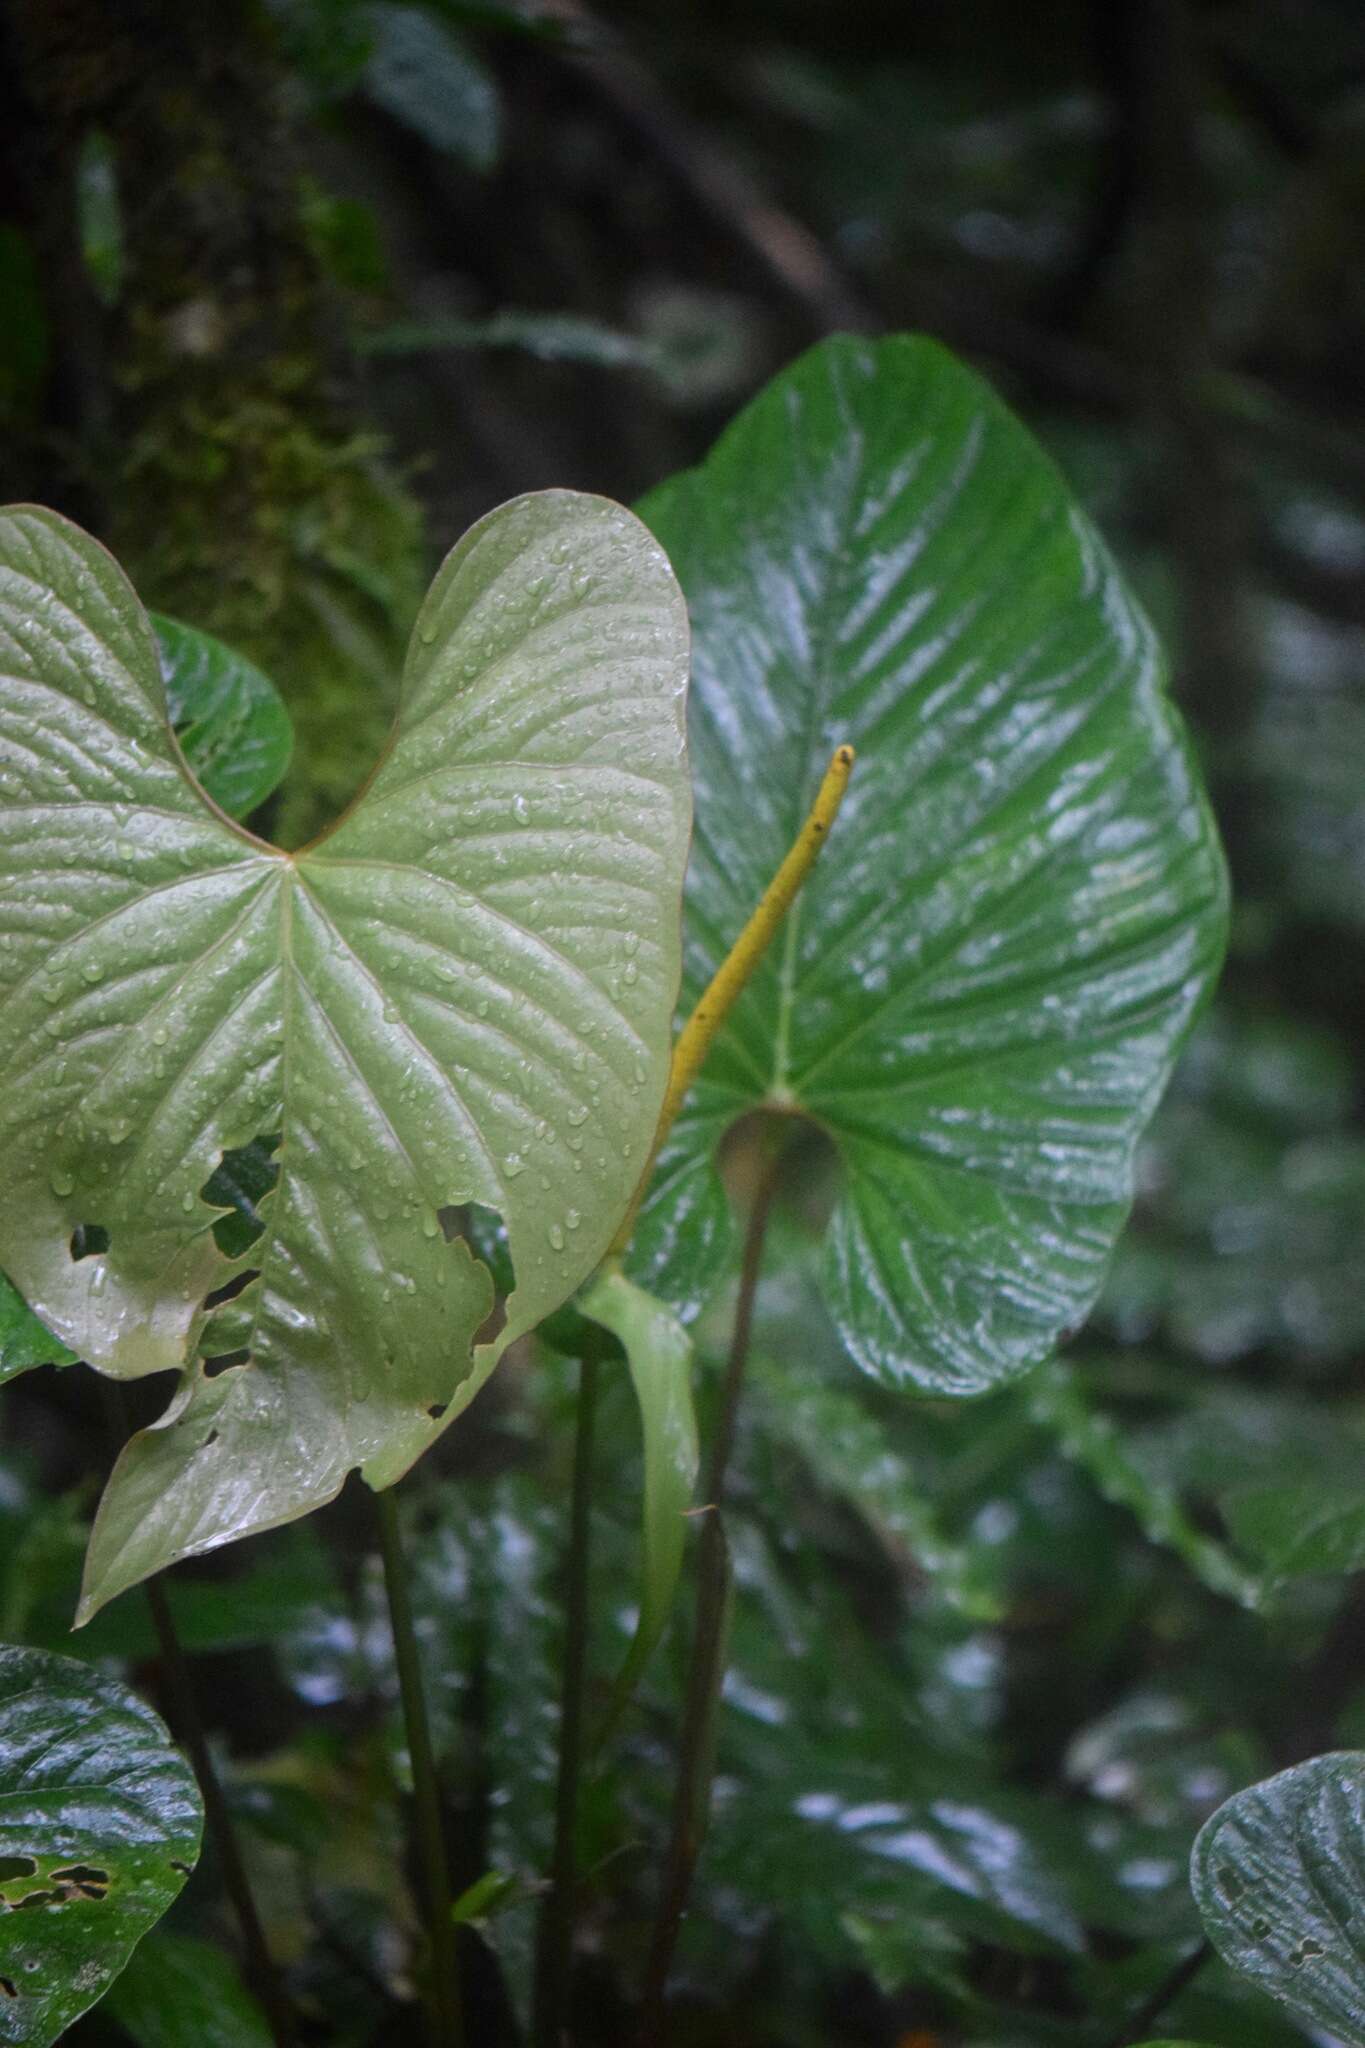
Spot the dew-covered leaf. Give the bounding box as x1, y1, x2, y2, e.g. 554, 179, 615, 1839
0, 495, 690, 1616
103, 1932, 272, 2048
0, 1645, 202, 2045
152, 614, 294, 822
1192, 1752, 1365, 2044
578, 1265, 699, 1735
636, 335, 1228, 1394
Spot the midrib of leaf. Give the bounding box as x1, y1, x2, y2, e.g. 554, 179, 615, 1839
763, 417, 868, 1101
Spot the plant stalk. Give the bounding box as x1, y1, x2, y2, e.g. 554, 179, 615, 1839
98, 1383, 295, 2046
607, 744, 853, 1260
1110, 1938, 1211, 2046
375, 1485, 463, 2048
143, 1574, 298, 2048
640, 1142, 785, 2029
533, 1351, 602, 2048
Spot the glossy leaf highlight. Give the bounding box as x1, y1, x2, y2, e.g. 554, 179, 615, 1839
0, 495, 690, 1616
1192, 1752, 1365, 2044
152, 613, 293, 822
638, 335, 1228, 1391
0, 1646, 202, 2045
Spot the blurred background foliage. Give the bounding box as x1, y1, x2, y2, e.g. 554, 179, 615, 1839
2, 0, 1365, 2042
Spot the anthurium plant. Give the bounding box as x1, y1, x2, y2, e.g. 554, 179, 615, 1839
0, 337, 1241, 2047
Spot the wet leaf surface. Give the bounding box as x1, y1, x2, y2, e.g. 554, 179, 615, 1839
0, 495, 690, 1614
637, 335, 1228, 1392
1193, 1752, 1365, 2044
0, 1645, 202, 2046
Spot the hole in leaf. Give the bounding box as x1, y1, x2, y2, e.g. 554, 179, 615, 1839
202, 1135, 280, 1257
1291, 1936, 1326, 1967
0, 1858, 36, 1883
0, 1977, 16, 1997
427, 1403, 447, 1421
203, 1267, 260, 1312
440, 1201, 514, 1346
1251, 1916, 1271, 1939
1217, 1863, 1245, 1902
169, 1860, 192, 1877
203, 1352, 249, 1378
204, 1430, 219, 1447
69, 1223, 110, 1261
14, 1890, 59, 1909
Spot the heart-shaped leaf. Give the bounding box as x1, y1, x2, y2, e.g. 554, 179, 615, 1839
635, 335, 1228, 1391
0, 618, 289, 1384
1192, 1752, 1365, 2044
0, 494, 690, 1616
0, 1645, 202, 2045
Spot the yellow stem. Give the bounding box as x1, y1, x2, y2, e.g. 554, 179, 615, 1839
607, 744, 854, 1260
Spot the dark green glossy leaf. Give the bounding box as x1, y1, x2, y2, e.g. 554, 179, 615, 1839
0, 495, 690, 1615
638, 335, 1228, 1393
0, 1274, 75, 1384
103, 1932, 271, 2048
0, 1646, 202, 2045
151, 614, 294, 822
1192, 1752, 1365, 2044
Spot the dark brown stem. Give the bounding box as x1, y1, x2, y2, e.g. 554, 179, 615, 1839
640, 1143, 785, 2031
533, 1352, 602, 2048
142, 1577, 298, 2048
98, 1382, 295, 2046
376, 1486, 463, 2048
1109, 1939, 1211, 2047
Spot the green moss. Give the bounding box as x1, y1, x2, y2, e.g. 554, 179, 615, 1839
111, 347, 425, 848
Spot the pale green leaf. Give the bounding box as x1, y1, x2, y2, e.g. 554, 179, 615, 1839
637, 335, 1228, 1394
578, 1265, 699, 1734
0, 1646, 202, 2045
1192, 1752, 1365, 2044
0, 495, 690, 1617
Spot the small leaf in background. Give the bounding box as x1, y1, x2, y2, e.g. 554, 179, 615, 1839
1029, 1359, 1259, 1606
578, 1265, 699, 1735
360, 309, 662, 371
363, 4, 501, 172
1192, 1751, 1365, 2045
152, 614, 295, 822
0, 1274, 75, 1385
638, 335, 1229, 1397
0, 1646, 202, 2046
103, 1933, 272, 2048
74, 130, 124, 308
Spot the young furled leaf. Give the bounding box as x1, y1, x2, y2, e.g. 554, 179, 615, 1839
636, 335, 1228, 1393
0, 495, 690, 1618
